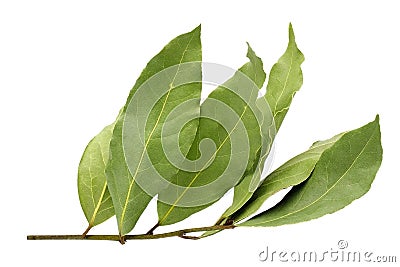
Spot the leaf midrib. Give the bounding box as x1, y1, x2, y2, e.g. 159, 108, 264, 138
89, 181, 108, 226
272, 50, 294, 118
89, 141, 109, 226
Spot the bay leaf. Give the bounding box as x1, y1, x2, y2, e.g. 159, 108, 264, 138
265, 23, 304, 131
78, 124, 115, 228
231, 132, 344, 223
156, 44, 271, 226
106, 26, 202, 236
240, 116, 382, 227
213, 23, 305, 225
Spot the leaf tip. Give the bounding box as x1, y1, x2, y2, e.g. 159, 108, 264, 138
288, 23, 295, 42
373, 114, 381, 140
245, 42, 254, 56
287, 23, 304, 63
194, 24, 201, 32
190, 24, 201, 40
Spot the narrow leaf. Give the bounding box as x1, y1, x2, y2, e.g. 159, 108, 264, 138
231, 132, 344, 223
215, 23, 305, 223
78, 123, 115, 228
240, 116, 382, 227
106, 26, 202, 235
265, 23, 304, 131
156, 44, 271, 226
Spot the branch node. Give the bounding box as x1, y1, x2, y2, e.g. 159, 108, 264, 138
224, 218, 235, 226
119, 235, 126, 245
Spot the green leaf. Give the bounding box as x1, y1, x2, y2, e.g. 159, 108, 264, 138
231, 132, 344, 223
240, 116, 382, 227
78, 123, 115, 228
105, 112, 153, 236
156, 44, 272, 226
265, 23, 304, 131
105, 26, 202, 236
214, 23, 305, 225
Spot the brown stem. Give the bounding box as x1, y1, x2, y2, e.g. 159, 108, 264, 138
27, 224, 235, 243
81, 225, 92, 238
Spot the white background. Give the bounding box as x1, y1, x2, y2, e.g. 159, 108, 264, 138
1, 0, 399, 266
